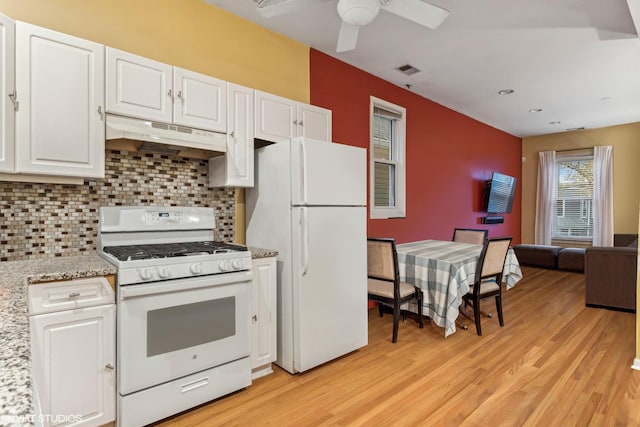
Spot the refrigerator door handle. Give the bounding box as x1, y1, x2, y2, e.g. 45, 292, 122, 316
300, 141, 307, 204
300, 207, 309, 276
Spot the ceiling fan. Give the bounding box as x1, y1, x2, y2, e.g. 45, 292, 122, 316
253, 0, 450, 53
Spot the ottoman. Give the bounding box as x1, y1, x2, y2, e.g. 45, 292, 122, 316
558, 247, 585, 273
512, 244, 561, 269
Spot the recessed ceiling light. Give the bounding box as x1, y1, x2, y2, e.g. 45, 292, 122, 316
549, 121, 561, 125
529, 108, 542, 113
498, 89, 514, 95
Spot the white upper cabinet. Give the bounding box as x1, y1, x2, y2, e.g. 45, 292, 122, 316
106, 48, 227, 133
254, 90, 296, 143
297, 102, 332, 142
0, 14, 15, 173
174, 68, 226, 132
15, 22, 105, 178
254, 90, 332, 143
209, 83, 254, 188
106, 48, 172, 123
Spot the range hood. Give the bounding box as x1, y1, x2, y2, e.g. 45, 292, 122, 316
106, 114, 227, 153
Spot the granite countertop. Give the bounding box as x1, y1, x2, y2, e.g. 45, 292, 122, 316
248, 247, 278, 259
0, 254, 116, 426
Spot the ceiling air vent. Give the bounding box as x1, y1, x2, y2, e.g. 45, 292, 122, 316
396, 64, 421, 75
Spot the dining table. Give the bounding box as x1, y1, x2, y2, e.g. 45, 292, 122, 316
395, 239, 523, 337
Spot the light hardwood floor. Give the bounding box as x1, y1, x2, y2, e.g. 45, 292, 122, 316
156, 267, 640, 426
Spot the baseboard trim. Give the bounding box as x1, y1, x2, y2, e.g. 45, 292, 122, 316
632, 358, 640, 371
584, 303, 636, 314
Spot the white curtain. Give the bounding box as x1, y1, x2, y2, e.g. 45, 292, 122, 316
593, 145, 614, 246
535, 150, 556, 245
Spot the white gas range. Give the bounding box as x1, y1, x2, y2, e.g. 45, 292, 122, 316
97, 206, 253, 427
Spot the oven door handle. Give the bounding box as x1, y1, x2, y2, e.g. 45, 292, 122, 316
119, 270, 253, 299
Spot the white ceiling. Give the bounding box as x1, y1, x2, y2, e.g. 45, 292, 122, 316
205, 0, 640, 138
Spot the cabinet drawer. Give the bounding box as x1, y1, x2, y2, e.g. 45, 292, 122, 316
29, 277, 114, 315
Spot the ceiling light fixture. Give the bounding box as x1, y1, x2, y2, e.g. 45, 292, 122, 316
529, 108, 542, 113
337, 0, 380, 26
498, 89, 514, 95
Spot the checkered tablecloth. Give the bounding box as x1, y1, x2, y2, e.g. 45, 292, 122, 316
396, 239, 523, 337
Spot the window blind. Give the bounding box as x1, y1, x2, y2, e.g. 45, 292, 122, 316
553, 157, 594, 239
373, 106, 402, 120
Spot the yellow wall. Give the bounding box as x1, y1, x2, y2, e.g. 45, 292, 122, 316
521, 122, 640, 244
0, 0, 310, 103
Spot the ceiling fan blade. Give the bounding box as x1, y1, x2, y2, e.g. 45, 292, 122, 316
382, 0, 449, 29
257, 0, 331, 18
336, 21, 360, 52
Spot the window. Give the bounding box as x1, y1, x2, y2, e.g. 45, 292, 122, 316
552, 153, 594, 240
370, 97, 406, 219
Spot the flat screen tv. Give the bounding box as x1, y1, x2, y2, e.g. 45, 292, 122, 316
484, 172, 517, 214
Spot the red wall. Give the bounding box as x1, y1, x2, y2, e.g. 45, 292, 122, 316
310, 49, 522, 244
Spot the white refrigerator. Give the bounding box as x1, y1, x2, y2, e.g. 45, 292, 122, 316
246, 137, 367, 374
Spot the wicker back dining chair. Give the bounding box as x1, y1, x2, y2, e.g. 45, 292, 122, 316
367, 238, 424, 343
462, 237, 512, 336
452, 228, 488, 245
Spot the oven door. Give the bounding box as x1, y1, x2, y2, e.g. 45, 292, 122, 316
117, 271, 252, 395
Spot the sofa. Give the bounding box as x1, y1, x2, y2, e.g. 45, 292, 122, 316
513, 244, 585, 272
585, 234, 638, 312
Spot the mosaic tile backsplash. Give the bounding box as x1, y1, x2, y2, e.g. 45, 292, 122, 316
0, 150, 236, 262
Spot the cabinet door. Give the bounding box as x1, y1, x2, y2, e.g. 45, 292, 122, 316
297, 103, 332, 142
251, 257, 277, 373
106, 47, 172, 123
30, 304, 115, 427
0, 14, 14, 173
254, 90, 296, 143
210, 83, 254, 187
173, 67, 226, 132
15, 22, 105, 178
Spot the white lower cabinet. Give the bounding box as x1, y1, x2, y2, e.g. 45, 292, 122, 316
251, 256, 277, 379
29, 278, 115, 427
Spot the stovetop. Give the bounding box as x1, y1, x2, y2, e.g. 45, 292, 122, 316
102, 241, 248, 262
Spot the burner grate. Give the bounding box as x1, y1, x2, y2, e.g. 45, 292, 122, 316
103, 241, 247, 262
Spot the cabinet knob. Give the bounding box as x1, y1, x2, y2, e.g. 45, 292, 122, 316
68, 292, 80, 299
168, 89, 173, 99
177, 90, 183, 100
299, 120, 304, 126
97, 106, 104, 121
252, 315, 257, 322
293, 120, 298, 125
105, 363, 115, 370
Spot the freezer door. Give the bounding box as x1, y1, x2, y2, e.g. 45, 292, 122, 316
291, 138, 366, 206
291, 206, 367, 372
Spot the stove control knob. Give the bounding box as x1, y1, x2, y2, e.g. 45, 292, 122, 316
190, 263, 203, 275
139, 268, 153, 281
158, 267, 170, 279
232, 259, 243, 270
219, 260, 231, 272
